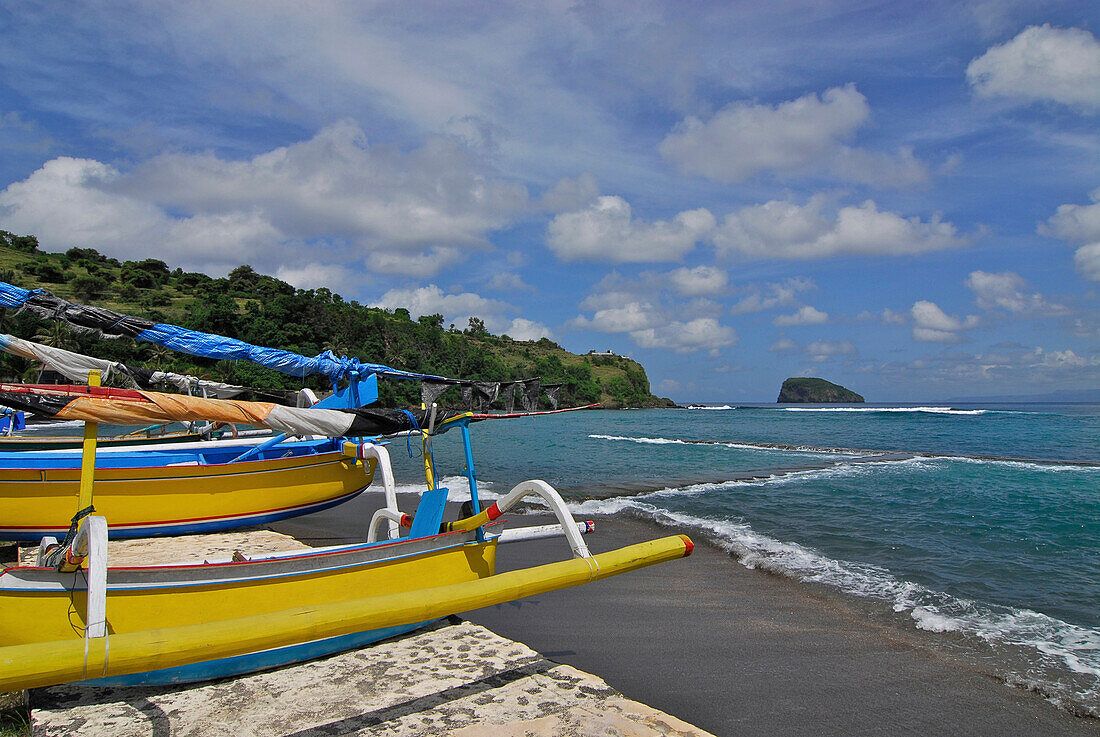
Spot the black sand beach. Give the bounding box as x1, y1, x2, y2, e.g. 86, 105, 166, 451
275, 495, 1100, 737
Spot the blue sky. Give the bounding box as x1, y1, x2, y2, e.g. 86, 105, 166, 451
1, 1, 1099, 402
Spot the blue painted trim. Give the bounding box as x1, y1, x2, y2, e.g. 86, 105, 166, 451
80, 622, 432, 686
0, 486, 365, 542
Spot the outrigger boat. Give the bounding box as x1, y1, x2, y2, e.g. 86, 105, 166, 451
0, 332, 276, 451
0, 373, 693, 690
0, 378, 387, 541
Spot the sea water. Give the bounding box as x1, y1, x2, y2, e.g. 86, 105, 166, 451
391, 403, 1100, 717
27, 404, 1098, 715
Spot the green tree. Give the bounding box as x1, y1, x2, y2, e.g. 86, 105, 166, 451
71, 274, 110, 301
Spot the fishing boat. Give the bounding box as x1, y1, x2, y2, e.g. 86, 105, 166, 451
0, 332, 269, 451
0, 434, 375, 541
0, 379, 693, 690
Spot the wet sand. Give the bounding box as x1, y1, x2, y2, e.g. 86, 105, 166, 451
275, 494, 1100, 737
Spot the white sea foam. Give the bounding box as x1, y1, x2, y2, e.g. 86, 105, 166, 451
389, 475, 501, 502
929, 455, 1100, 474
588, 433, 858, 456
687, 404, 734, 410
568, 494, 1100, 715
781, 406, 988, 415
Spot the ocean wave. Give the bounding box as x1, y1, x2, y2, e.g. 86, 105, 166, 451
927, 455, 1100, 474
588, 433, 859, 456
781, 406, 988, 415
388, 475, 502, 501
687, 404, 734, 410
572, 499, 1100, 715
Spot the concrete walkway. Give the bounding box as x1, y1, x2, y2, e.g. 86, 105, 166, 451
32, 619, 714, 736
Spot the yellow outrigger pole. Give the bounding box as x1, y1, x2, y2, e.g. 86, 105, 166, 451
76, 370, 101, 515
47, 369, 101, 573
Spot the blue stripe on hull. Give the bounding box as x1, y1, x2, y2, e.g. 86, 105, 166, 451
81, 621, 433, 687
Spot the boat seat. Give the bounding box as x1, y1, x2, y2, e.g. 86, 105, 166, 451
407, 487, 448, 539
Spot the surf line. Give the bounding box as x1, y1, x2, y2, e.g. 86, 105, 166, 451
664, 438, 1100, 468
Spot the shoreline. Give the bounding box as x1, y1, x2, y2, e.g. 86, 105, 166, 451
275, 495, 1100, 736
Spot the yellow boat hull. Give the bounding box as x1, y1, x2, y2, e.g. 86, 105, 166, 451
0, 534, 692, 690
0, 451, 375, 540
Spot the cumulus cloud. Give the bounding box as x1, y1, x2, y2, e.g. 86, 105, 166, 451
666, 265, 728, 296
546, 195, 715, 263
370, 283, 545, 337
713, 195, 965, 260
659, 85, 928, 187
569, 278, 736, 355
769, 338, 799, 352
967, 25, 1100, 108
0, 121, 528, 277
857, 308, 909, 325
1044, 187, 1100, 242
730, 277, 815, 315
570, 301, 659, 333
502, 317, 553, 341
366, 247, 465, 278
275, 262, 356, 292
910, 300, 980, 342
537, 173, 600, 213
1074, 243, 1100, 282
1041, 187, 1100, 282
805, 340, 855, 362
630, 318, 737, 354
773, 305, 829, 326
965, 270, 1066, 313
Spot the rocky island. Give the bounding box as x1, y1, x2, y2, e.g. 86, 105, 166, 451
777, 377, 864, 403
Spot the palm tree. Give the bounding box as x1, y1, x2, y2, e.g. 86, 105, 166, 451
32, 321, 69, 349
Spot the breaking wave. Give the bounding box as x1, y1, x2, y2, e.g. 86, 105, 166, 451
780, 406, 988, 415
559, 490, 1100, 716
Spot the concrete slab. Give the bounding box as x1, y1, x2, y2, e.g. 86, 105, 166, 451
31, 619, 713, 736
17, 528, 310, 567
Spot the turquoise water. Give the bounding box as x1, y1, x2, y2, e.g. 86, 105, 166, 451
389, 404, 1100, 716
23, 404, 1100, 715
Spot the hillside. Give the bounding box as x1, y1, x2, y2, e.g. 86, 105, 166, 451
0, 231, 673, 409
777, 377, 864, 403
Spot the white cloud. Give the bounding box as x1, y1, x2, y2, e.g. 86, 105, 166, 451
1041, 188, 1100, 282
831, 145, 930, 188
631, 318, 737, 355
503, 317, 553, 341
967, 25, 1100, 108
805, 340, 855, 362
770, 338, 799, 352
0, 122, 528, 277
773, 305, 829, 326
857, 308, 910, 324
366, 247, 464, 278
537, 173, 600, 213
547, 195, 715, 263
659, 85, 928, 187
275, 263, 355, 292
713, 195, 965, 260
1074, 243, 1100, 282
370, 285, 515, 333
1044, 187, 1100, 242
569, 281, 736, 355
965, 270, 1065, 313
659, 85, 868, 182
484, 272, 534, 292
666, 265, 728, 296
910, 300, 980, 342
570, 301, 658, 333
730, 277, 816, 315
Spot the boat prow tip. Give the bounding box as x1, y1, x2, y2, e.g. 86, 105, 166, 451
679, 535, 694, 557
